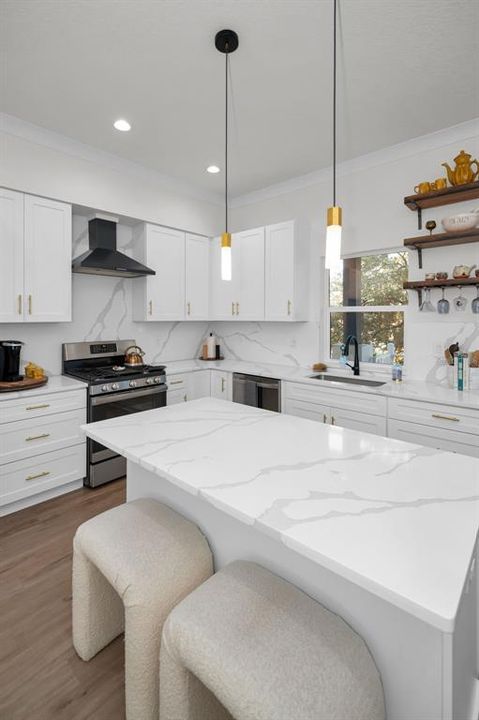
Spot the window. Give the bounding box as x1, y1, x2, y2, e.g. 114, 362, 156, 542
328, 252, 408, 366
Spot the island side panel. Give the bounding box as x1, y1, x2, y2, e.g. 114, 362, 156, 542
127, 460, 445, 720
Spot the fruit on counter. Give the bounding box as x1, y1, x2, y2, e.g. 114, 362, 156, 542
312, 362, 327, 372
469, 350, 479, 369
25, 362, 45, 379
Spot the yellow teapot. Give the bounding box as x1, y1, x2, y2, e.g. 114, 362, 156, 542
442, 150, 479, 186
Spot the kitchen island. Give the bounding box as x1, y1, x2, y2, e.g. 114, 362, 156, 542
83, 398, 479, 720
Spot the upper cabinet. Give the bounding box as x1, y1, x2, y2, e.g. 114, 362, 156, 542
133, 225, 185, 321
234, 227, 265, 320
0, 189, 72, 323
133, 224, 210, 321
185, 234, 209, 320
265, 220, 308, 321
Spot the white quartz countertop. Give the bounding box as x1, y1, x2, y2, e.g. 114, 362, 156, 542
164, 358, 479, 410
0, 374, 87, 401
83, 398, 479, 632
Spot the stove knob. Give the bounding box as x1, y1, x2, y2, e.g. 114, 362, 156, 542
154, 376, 162, 384
146, 377, 154, 385
129, 380, 137, 388
101, 384, 110, 392
111, 383, 119, 391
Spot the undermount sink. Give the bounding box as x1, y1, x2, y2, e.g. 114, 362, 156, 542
309, 373, 386, 388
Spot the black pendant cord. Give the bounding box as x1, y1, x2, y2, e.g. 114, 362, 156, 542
333, 0, 337, 207
225, 51, 229, 234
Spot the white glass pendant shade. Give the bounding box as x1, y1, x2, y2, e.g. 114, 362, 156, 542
325, 206, 342, 270
221, 232, 232, 281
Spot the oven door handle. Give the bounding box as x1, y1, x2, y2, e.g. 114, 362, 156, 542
91, 386, 166, 406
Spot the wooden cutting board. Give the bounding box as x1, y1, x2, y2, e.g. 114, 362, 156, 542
0, 376, 48, 392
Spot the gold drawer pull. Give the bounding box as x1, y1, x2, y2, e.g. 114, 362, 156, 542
149, 300, 153, 315
236, 302, 239, 315
231, 302, 235, 316
26, 403, 50, 411
28, 294, 32, 315
221, 378, 226, 393
323, 413, 327, 423
187, 302, 191, 316
432, 413, 460, 422
331, 416, 336, 425
25, 433, 50, 442
26, 470, 50, 481
287, 299, 292, 316
18, 294, 22, 315
169, 380, 183, 386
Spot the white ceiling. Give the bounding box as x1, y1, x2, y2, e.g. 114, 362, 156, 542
1, 0, 478, 198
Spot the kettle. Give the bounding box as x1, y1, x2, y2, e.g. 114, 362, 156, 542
124, 345, 145, 366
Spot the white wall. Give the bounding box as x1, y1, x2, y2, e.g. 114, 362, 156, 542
223, 119, 479, 382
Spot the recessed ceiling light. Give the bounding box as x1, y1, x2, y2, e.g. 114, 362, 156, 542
206, 165, 220, 174
113, 119, 131, 132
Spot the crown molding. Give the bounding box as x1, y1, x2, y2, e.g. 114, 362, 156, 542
0, 112, 223, 206
231, 118, 479, 208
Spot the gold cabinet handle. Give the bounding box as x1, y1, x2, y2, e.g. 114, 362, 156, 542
231, 302, 235, 316
169, 380, 183, 386
183, 394, 187, 402
323, 413, 327, 423
26, 403, 50, 411
26, 470, 50, 481
25, 433, 50, 442
221, 377, 225, 393
187, 302, 191, 316
331, 416, 335, 425
432, 413, 460, 422
236, 302, 239, 315
287, 299, 292, 316
148, 300, 153, 316
28, 294, 32, 315
18, 294, 22, 315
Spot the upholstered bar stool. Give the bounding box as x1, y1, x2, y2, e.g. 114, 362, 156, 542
72, 498, 213, 720
160, 560, 385, 720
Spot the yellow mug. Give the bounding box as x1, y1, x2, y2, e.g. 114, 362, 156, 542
431, 178, 447, 191
414, 181, 432, 194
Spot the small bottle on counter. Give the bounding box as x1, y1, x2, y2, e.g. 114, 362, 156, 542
454, 352, 469, 391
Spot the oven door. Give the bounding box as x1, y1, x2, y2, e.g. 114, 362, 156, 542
89, 386, 166, 463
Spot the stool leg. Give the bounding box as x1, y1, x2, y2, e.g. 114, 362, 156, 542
159, 623, 232, 720
72, 536, 124, 661
124, 605, 164, 720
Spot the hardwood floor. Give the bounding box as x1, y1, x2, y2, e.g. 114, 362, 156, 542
0, 480, 127, 720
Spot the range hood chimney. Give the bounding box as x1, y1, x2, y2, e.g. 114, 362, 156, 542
72, 217, 155, 278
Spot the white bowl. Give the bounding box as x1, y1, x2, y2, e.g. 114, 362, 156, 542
441, 213, 479, 233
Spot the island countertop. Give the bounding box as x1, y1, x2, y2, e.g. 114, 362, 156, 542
82, 398, 479, 633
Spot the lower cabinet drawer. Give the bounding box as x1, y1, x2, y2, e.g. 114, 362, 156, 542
388, 419, 479, 458
0, 408, 86, 465
0, 444, 86, 507
284, 381, 387, 416
0, 389, 86, 424
166, 374, 188, 390
388, 397, 479, 436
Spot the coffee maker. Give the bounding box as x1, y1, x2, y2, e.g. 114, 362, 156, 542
0, 341, 24, 382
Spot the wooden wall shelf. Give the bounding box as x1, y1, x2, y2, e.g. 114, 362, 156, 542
403, 277, 479, 307
403, 229, 479, 268
403, 181, 479, 230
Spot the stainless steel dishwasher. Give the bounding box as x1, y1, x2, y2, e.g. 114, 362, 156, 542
232, 373, 281, 412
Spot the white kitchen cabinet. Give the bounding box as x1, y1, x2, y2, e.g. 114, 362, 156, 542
211, 370, 232, 400
265, 220, 308, 321
387, 397, 479, 457
0, 190, 72, 323
234, 227, 265, 320
166, 373, 189, 404
188, 370, 211, 399
210, 237, 238, 320
283, 381, 387, 436
23, 195, 72, 322
185, 234, 209, 320
0, 188, 24, 322
133, 224, 185, 321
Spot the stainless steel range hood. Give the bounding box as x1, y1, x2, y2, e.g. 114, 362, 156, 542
72, 218, 155, 278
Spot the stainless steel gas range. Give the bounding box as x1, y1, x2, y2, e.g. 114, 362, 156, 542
62, 340, 166, 487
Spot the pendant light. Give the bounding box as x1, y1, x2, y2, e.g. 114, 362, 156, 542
325, 0, 342, 270
215, 29, 238, 281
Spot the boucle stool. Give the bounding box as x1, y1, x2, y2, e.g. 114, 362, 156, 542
160, 560, 385, 720
72, 498, 213, 720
